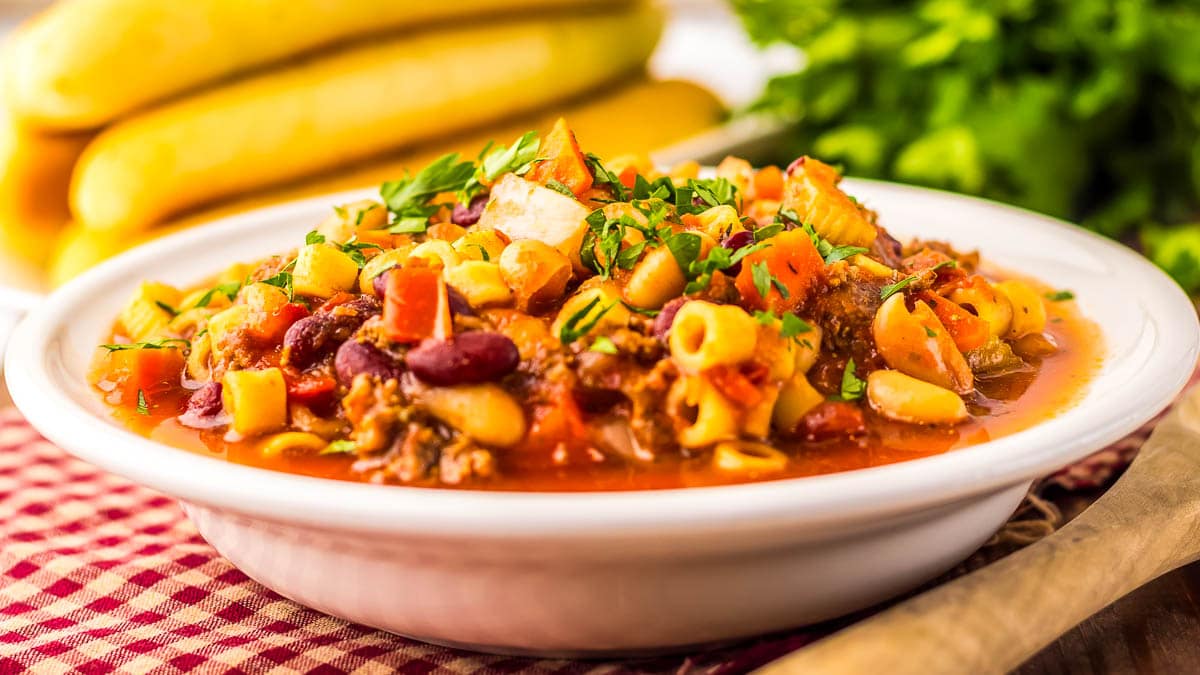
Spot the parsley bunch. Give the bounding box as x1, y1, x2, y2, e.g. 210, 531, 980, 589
734, 0, 1200, 291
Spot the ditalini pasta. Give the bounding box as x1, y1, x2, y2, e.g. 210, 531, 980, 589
89, 119, 1101, 491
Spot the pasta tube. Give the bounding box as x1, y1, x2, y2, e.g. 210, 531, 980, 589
5, 0, 618, 129
48, 79, 722, 284
71, 5, 664, 234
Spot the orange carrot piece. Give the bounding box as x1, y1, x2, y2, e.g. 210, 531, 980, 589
734, 229, 824, 313
919, 291, 989, 352
383, 266, 452, 343
753, 165, 784, 200
527, 118, 594, 196
96, 347, 185, 405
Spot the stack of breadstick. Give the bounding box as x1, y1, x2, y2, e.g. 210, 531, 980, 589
0, 0, 723, 286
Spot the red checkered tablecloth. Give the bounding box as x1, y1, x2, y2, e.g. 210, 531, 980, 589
0, 395, 1169, 674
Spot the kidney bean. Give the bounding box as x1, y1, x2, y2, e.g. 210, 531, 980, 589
653, 297, 690, 342
374, 268, 474, 317
799, 401, 866, 440
283, 296, 381, 368
179, 382, 224, 428
405, 332, 519, 386
334, 340, 403, 385
451, 194, 488, 226
720, 230, 756, 277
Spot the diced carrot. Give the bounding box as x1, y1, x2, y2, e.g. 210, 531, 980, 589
353, 228, 394, 250
734, 229, 824, 313
527, 118, 594, 196
618, 164, 639, 189
93, 347, 185, 405
247, 302, 309, 343
285, 372, 337, 407
919, 291, 989, 352
383, 266, 452, 343
752, 165, 784, 201
706, 365, 764, 408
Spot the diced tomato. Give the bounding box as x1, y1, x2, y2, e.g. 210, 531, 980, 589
752, 165, 784, 201
919, 291, 989, 352
904, 248, 968, 289
517, 386, 590, 469
527, 118, 594, 196
319, 292, 357, 313
285, 372, 337, 407
734, 229, 824, 313
248, 302, 309, 343
706, 364, 765, 408
383, 266, 452, 343
800, 401, 866, 440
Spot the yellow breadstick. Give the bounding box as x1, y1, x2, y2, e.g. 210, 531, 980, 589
71, 5, 662, 235
50, 78, 721, 285
0, 105, 90, 266
5, 0, 618, 129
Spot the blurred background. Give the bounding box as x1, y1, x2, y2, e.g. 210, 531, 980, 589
0, 0, 1196, 296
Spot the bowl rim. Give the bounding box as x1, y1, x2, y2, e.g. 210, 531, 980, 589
6, 179, 1198, 540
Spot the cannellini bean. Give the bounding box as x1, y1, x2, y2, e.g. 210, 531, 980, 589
872, 293, 974, 394
994, 280, 1048, 338
420, 383, 526, 448
867, 370, 968, 425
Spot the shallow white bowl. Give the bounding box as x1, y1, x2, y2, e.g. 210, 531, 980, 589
6, 180, 1197, 656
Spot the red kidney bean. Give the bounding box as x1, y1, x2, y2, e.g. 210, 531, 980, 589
720, 230, 756, 276
283, 295, 381, 368
653, 297, 690, 342
334, 340, 403, 385
451, 194, 489, 226
371, 267, 396, 299
179, 382, 224, 429
405, 332, 519, 386
799, 401, 866, 440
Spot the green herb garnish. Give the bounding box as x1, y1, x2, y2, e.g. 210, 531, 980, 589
136, 389, 149, 416
461, 131, 541, 202
838, 358, 867, 402
101, 338, 190, 352
193, 280, 243, 309
558, 296, 614, 345
380, 152, 476, 234
544, 179, 576, 198
589, 335, 619, 354
321, 440, 358, 455
1045, 290, 1075, 302
260, 270, 295, 301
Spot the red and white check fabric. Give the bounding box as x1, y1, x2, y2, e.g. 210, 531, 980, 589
0, 408, 819, 674
0, 385, 1177, 674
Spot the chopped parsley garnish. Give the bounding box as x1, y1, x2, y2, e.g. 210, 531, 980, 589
879, 261, 957, 301
260, 270, 295, 301
101, 338, 190, 352
777, 208, 871, 265
558, 296, 614, 345
305, 231, 326, 245
584, 153, 628, 201
321, 440, 358, 455
136, 389, 150, 416
749, 261, 790, 299
468, 244, 491, 261
193, 280, 243, 309
621, 301, 660, 317
925, 326, 938, 338
1045, 290, 1075, 301
753, 223, 785, 241
544, 179, 575, 198
589, 335, 619, 354
154, 300, 178, 316
688, 177, 739, 210
753, 310, 813, 339
821, 244, 870, 264
838, 358, 867, 401
380, 152, 476, 234
461, 131, 541, 203
337, 237, 384, 268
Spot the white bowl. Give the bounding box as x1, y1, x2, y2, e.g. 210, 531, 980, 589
6, 181, 1197, 656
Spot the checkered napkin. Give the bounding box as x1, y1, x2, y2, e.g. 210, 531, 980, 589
0, 394, 1169, 675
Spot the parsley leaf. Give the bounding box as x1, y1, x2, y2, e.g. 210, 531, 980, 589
337, 237, 383, 269
688, 178, 739, 210
260, 270, 295, 301
925, 326, 938, 338
321, 440, 358, 455
584, 153, 627, 201
154, 300, 178, 316
461, 131, 541, 202
544, 179, 575, 198
1045, 290, 1075, 301
558, 297, 615, 345
779, 313, 812, 338
621, 300, 660, 317
751, 260, 772, 298
666, 232, 702, 275
136, 389, 150, 416
839, 358, 867, 401
380, 152, 476, 234
590, 335, 619, 354
879, 261, 957, 301
101, 338, 190, 352
305, 231, 326, 246
193, 280, 243, 309
753, 223, 785, 241
821, 244, 870, 264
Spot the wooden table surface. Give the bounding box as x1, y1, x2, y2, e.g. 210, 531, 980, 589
2, 380, 1193, 673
